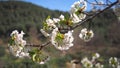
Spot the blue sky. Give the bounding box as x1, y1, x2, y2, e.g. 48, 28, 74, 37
24, 0, 78, 11
24, 0, 116, 11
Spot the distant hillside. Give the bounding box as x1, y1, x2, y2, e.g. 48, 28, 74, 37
0, 1, 68, 38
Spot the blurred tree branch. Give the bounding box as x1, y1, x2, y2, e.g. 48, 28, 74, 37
26, 0, 119, 50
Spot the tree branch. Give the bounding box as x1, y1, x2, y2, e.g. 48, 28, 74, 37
58, 0, 118, 32
72, 0, 118, 30
25, 0, 118, 50
26, 41, 51, 50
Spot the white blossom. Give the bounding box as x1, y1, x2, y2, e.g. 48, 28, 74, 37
51, 28, 58, 46
117, 63, 120, 68
39, 61, 45, 64
9, 45, 22, 56
53, 18, 60, 23
59, 14, 65, 20
40, 29, 50, 37
51, 28, 74, 50
10, 30, 19, 36
81, 57, 93, 68
10, 30, 26, 47
79, 28, 94, 42
46, 18, 56, 28
92, 53, 100, 62
71, 1, 80, 13
16, 51, 29, 58
109, 57, 118, 67
95, 63, 104, 68
72, 13, 82, 23
78, 13, 86, 20
71, 13, 86, 23
9, 45, 29, 58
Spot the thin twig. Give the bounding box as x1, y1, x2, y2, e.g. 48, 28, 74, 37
85, 0, 110, 6
26, 44, 40, 47
39, 41, 51, 50
26, 41, 51, 50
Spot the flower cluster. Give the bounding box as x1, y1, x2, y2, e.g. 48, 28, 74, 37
81, 53, 120, 68
70, 0, 87, 23
79, 28, 94, 42
9, 30, 50, 64
109, 57, 119, 67
9, 30, 29, 58
40, 14, 75, 51
51, 28, 74, 50
81, 53, 104, 68
42, 14, 66, 31
81, 57, 93, 68
40, 0, 88, 51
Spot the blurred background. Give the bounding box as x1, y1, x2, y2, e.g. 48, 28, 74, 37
0, 0, 120, 68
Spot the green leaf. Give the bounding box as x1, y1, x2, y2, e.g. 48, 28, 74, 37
9, 38, 15, 46
46, 15, 51, 20
29, 51, 35, 57
43, 22, 49, 30
55, 32, 64, 43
